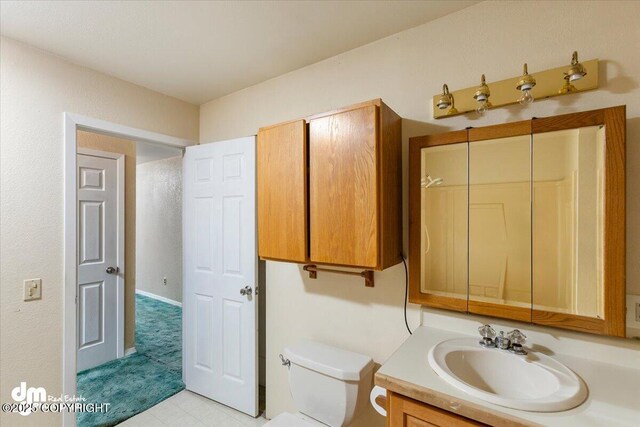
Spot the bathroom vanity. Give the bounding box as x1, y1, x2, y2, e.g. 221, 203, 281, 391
375, 317, 640, 427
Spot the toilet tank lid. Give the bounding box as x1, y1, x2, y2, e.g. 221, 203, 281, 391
284, 341, 374, 381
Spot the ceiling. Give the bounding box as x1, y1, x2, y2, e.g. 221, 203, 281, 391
0, 1, 477, 105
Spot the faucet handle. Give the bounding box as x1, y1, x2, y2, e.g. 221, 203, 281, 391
507, 329, 527, 345
507, 330, 528, 355
478, 325, 497, 348
478, 324, 496, 339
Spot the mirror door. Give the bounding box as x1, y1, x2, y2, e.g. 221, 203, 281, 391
467, 130, 531, 322
531, 108, 625, 336
409, 130, 468, 312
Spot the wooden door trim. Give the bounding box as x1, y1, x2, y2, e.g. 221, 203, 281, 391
532, 310, 605, 335
468, 120, 531, 141
601, 106, 626, 336
468, 300, 531, 323
410, 129, 468, 147
531, 109, 605, 134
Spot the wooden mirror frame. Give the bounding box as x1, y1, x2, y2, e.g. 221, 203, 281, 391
408, 106, 626, 337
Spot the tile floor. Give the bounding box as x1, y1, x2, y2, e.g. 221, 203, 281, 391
120, 390, 268, 427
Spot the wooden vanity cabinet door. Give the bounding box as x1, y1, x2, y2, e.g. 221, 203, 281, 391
257, 120, 308, 262
388, 393, 486, 427
309, 105, 379, 268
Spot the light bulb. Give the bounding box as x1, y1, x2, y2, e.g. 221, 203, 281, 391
436, 100, 450, 110
518, 90, 534, 105
476, 101, 488, 115
569, 72, 584, 82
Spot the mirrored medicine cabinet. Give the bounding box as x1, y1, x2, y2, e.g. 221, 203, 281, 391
409, 106, 626, 337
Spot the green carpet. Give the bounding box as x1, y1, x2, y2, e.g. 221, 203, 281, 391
77, 294, 185, 427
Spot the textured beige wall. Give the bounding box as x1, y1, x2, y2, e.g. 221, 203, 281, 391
0, 36, 198, 426
199, 1, 640, 423
77, 130, 137, 350
136, 156, 183, 303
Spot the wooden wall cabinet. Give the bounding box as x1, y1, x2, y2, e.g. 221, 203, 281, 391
388, 392, 486, 427
257, 99, 402, 270
257, 119, 308, 263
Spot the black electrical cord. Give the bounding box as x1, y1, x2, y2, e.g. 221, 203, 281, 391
401, 255, 412, 335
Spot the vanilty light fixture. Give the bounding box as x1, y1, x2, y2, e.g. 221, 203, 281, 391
565, 51, 587, 82
431, 51, 598, 119
559, 51, 587, 94
435, 84, 458, 115
516, 63, 536, 105
473, 74, 491, 116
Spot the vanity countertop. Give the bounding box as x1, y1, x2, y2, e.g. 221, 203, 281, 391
375, 326, 640, 427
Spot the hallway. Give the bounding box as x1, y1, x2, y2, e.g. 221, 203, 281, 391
77, 294, 184, 426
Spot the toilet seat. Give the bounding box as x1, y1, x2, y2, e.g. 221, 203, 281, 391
264, 412, 326, 427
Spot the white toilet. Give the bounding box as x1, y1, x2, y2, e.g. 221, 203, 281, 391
265, 340, 375, 427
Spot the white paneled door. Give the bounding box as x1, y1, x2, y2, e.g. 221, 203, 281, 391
183, 137, 258, 416
77, 153, 121, 372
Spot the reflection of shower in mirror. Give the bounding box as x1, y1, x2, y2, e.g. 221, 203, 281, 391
421, 175, 444, 254
421, 175, 444, 189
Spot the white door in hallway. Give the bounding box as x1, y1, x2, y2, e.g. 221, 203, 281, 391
183, 137, 258, 416
77, 153, 122, 372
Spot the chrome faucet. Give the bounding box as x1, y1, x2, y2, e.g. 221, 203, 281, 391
478, 324, 497, 348
477, 325, 528, 355
495, 331, 511, 350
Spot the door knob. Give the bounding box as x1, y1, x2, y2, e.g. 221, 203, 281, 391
240, 286, 252, 296
106, 266, 120, 274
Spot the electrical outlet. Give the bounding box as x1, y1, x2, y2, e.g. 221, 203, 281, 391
24, 279, 42, 301
636, 303, 640, 323
163, 277, 167, 286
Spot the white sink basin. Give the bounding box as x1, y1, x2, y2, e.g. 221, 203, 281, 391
428, 338, 588, 412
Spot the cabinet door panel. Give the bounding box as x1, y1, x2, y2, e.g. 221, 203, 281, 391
309, 105, 378, 268
389, 393, 486, 427
257, 120, 307, 262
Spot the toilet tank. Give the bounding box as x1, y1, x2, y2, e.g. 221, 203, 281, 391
283, 341, 374, 427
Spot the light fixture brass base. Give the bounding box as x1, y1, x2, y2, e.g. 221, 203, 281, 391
432, 59, 598, 119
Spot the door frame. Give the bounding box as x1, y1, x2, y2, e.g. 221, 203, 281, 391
63, 112, 195, 426
77, 147, 125, 369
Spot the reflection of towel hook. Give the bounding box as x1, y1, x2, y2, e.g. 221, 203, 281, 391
279, 354, 290, 368
421, 175, 443, 256
421, 175, 444, 188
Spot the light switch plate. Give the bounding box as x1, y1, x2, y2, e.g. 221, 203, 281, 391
24, 279, 42, 301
